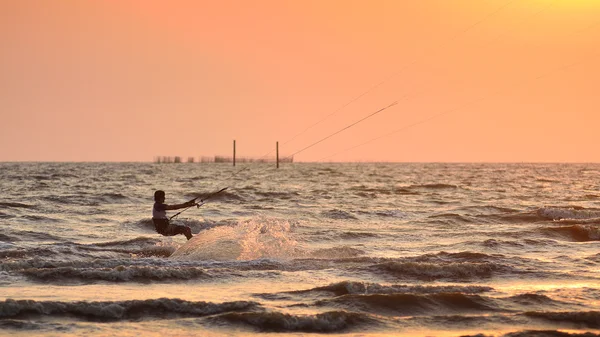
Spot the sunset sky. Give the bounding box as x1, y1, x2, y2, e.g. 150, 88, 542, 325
1, 0, 599, 162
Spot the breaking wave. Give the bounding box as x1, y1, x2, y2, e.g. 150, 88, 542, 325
209, 310, 377, 333
366, 261, 507, 281
321, 209, 357, 220
524, 311, 600, 329
537, 207, 600, 221
271, 281, 493, 297
0, 202, 35, 209
407, 183, 458, 189
503, 330, 600, 337
0, 298, 260, 321
315, 292, 500, 316
539, 225, 600, 242
19, 265, 210, 282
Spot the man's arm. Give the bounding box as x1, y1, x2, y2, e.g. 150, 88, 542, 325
164, 201, 196, 210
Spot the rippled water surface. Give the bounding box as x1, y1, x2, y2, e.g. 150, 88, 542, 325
1, 162, 600, 336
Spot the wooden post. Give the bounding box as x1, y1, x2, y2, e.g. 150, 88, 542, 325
276, 141, 279, 168
233, 140, 236, 167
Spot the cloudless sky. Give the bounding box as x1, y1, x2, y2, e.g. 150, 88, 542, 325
1, 0, 599, 162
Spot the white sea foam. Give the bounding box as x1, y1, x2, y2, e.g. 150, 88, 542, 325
537, 207, 600, 220
170, 217, 301, 261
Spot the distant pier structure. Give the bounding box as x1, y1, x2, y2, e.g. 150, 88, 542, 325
154, 155, 293, 164
154, 141, 293, 167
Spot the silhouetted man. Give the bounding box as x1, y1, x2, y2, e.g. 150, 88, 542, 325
152, 190, 194, 240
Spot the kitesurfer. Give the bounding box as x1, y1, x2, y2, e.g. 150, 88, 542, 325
152, 190, 194, 240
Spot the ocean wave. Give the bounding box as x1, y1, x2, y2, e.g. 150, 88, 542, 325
312, 291, 570, 318
407, 183, 458, 189
20, 265, 211, 282
20, 215, 62, 223
255, 191, 300, 200
1, 258, 60, 272
208, 310, 377, 333
308, 230, 379, 242
366, 261, 506, 281
315, 292, 499, 316
406, 313, 524, 332
314, 167, 344, 176
31, 175, 52, 181
308, 188, 331, 197
539, 225, 600, 242
585, 253, 600, 264
461, 207, 533, 224
2, 257, 179, 273
482, 239, 525, 248
458, 205, 519, 214
0, 239, 177, 261
40, 192, 114, 206
523, 238, 563, 246
0, 233, 19, 243
557, 218, 600, 225
0, 319, 54, 331
321, 209, 357, 220
39, 195, 93, 206
228, 257, 384, 273
428, 213, 477, 224
492, 211, 547, 223
535, 178, 559, 183
89, 237, 162, 247
348, 185, 394, 196
0, 271, 21, 286
338, 231, 380, 239
353, 191, 380, 198
0, 298, 260, 321
309, 246, 366, 259
277, 281, 493, 297
374, 210, 409, 218
393, 187, 420, 195
410, 251, 502, 263
0, 202, 35, 209
0, 212, 15, 219
50, 172, 79, 179
524, 311, 600, 329
507, 294, 567, 307
503, 330, 600, 337
126, 218, 160, 233
537, 207, 600, 221
2, 255, 375, 277
0, 247, 62, 259
483, 238, 565, 249
186, 190, 242, 202
96, 192, 130, 203
5, 230, 64, 243
67, 237, 176, 258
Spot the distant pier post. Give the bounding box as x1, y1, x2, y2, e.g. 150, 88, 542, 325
276, 141, 279, 168
233, 140, 236, 167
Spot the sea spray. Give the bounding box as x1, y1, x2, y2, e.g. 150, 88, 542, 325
170, 217, 301, 261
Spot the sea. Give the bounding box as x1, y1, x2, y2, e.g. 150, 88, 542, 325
1, 162, 600, 337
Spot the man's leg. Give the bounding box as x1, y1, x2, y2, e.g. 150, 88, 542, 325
175, 225, 193, 240
184, 227, 193, 240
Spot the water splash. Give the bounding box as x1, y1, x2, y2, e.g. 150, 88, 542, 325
170, 217, 300, 261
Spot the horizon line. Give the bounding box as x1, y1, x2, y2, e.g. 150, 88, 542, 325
1, 160, 599, 164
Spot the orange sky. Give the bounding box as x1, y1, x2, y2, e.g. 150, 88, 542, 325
1, 0, 598, 162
